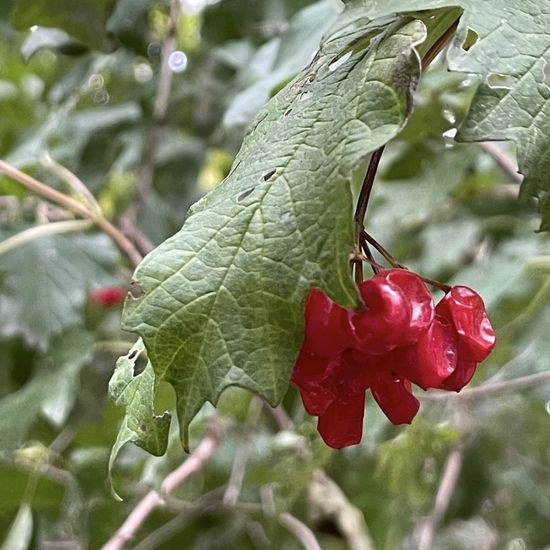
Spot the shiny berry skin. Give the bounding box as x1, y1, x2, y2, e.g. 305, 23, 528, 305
301, 288, 353, 356
352, 270, 434, 354
317, 394, 365, 449
435, 286, 496, 362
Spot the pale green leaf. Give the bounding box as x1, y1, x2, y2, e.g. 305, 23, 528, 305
108, 339, 171, 496
122, 17, 427, 447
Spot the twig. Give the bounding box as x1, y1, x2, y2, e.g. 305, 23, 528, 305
279, 513, 322, 550
102, 423, 223, 550
266, 403, 294, 431
40, 151, 100, 212
421, 371, 550, 401
122, 0, 181, 226
309, 470, 375, 550
0, 219, 92, 257
223, 397, 263, 506
418, 447, 464, 550
479, 142, 523, 184
354, 149, 385, 282
0, 159, 142, 267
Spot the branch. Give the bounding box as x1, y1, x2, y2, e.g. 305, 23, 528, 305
309, 469, 376, 550
0, 159, 142, 267
479, 142, 523, 184
102, 423, 223, 550
279, 513, 322, 550
418, 447, 464, 550
421, 371, 550, 401
223, 397, 264, 506
0, 220, 92, 257
121, 0, 181, 231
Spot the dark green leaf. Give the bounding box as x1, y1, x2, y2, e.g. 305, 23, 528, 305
11, 0, 116, 51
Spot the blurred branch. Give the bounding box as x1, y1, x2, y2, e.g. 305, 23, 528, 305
279, 512, 322, 550
309, 470, 376, 550
40, 151, 100, 213
421, 371, 550, 401
120, 0, 181, 243
103, 422, 223, 550
0, 159, 142, 267
0, 219, 92, 257
223, 397, 264, 506
418, 446, 464, 550
479, 142, 523, 183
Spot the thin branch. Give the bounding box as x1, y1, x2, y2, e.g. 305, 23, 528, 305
421, 371, 550, 401
279, 513, 322, 550
418, 446, 464, 550
0, 159, 142, 267
102, 423, 223, 550
127, 0, 181, 211
479, 142, 523, 184
40, 151, 100, 212
223, 397, 263, 506
309, 469, 375, 550
0, 220, 92, 257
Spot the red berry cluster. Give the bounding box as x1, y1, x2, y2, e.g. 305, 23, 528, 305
291, 269, 496, 449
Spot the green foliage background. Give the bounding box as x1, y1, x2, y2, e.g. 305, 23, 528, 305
0, 0, 549, 548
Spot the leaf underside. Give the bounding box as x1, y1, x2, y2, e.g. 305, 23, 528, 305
348, 0, 550, 229
122, 15, 427, 447
108, 339, 171, 496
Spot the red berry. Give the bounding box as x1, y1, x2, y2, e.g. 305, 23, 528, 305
317, 394, 365, 449
89, 286, 127, 307
371, 373, 419, 425
436, 286, 496, 362
438, 359, 478, 392
302, 288, 353, 356
352, 270, 434, 354
395, 315, 458, 390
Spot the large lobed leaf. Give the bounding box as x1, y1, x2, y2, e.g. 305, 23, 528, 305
122, 16, 427, 447
346, 0, 550, 229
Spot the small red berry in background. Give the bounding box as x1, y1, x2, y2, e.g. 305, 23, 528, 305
292, 269, 496, 449
89, 286, 127, 307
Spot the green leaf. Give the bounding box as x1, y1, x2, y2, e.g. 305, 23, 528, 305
108, 339, 171, 496
0, 329, 93, 449
122, 16, 427, 447
0, 232, 119, 347
345, 0, 550, 230
10, 0, 116, 51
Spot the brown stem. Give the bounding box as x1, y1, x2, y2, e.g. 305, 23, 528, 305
103, 422, 223, 550
0, 159, 142, 267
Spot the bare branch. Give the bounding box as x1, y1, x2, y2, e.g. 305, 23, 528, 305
421, 371, 550, 401
479, 142, 523, 184
279, 513, 322, 550
309, 470, 375, 550
418, 447, 464, 550
0, 159, 142, 267
102, 423, 223, 550
223, 397, 264, 506
0, 220, 93, 257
